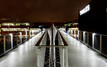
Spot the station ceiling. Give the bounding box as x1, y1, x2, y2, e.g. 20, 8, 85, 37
0, 0, 90, 24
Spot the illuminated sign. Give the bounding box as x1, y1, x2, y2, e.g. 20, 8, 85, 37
80, 5, 90, 15
1, 28, 29, 31
2, 22, 30, 26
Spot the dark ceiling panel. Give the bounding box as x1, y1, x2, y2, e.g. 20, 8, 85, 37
0, 0, 90, 23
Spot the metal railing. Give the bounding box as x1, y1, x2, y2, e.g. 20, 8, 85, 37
68, 29, 107, 57
0, 30, 40, 57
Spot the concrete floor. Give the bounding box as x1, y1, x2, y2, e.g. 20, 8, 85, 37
0, 31, 107, 67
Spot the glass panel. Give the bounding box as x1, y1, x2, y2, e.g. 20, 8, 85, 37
5, 34, 11, 51
79, 31, 83, 41
94, 34, 100, 51
85, 32, 88, 43
0, 35, 4, 55
28, 31, 30, 40
81, 31, 83, 41
79, 31, 81, 40
13, 33, 17, 48
76, 30, 78, 39
26, 31, 30, 40
89, 33, 92, 47
30, 31, 32, 38
83, 32, 85, 43
78, 30, 107, 56
17, 32, 22, 44
102, 36, 107, 55
22, 32, 26, 43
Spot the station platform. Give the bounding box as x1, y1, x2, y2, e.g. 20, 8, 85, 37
0, 30, 107, 67
60, 30, 107, 67
0, 32, 43, 67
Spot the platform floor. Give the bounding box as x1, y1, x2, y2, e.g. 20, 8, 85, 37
0, 32, 43, 67
0, 31, 107, 67
60, 30, 107, 67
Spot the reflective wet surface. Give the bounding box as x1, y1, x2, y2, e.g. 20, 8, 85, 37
60, 30, 107, 67
0, 31, 107, 67
0, 32, 43, 67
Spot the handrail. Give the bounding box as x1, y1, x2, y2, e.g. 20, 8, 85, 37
35, 30, 48, 46
37, 45, 66, 47
79, 30, 107, 36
